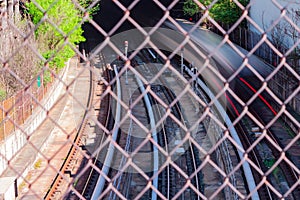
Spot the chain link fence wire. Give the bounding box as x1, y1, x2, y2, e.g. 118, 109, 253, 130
0, 0, 300, 199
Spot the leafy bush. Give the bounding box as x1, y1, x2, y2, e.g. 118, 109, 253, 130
27, 0, 86, 70
184, 0, 249, 25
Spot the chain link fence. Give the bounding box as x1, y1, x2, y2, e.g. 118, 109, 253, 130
0, 0, 300, 199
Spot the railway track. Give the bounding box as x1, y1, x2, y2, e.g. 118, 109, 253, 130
149, 87, 174, 199
46, 49, 260, 200
208, 67, 300, 199
104, 68, 158, 199
76, 59, 159, 199
137, 50, 205, 199
44, 62, 95, 200
81, 65, 115, 199
49, 54, 116, 200
164, 48, 300, 199
251, 108, 300, 199
228, 74, 300, 199
141, 48, 251, 199
233, 105, 300, 199
60, 48, 294, 200
150, 84, 203, 199
178, 58, 270, 199
82, 50, 205, 199
160, 20, 300, 199
234, 117, 274, 199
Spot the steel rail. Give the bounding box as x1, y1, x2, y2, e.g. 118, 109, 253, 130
162, 85, 201, 199
149, 84, 171, 199
146, 48, 202, 198
235, 121, 273, 199
159, 105, 171, 200
194, 84, 239, 199
109, 88, 133, 200
233, 71, 298, 198
182, 62, 239, 198
91, 64, 122, 200
81, 65, 112, 198
252, 110, 300, 199
185, 65, 260, 200
134, 74, 159, 200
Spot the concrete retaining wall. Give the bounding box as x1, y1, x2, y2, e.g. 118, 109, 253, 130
0, 60, 70, 176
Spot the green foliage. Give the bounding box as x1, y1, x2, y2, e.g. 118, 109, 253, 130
183, 0, 249, 24
78, 0, 100, 16
264, 158, 275, 169
0, 89, 6, 101
43, 70, 52, 85
210, 0, 248, 24
183, 0, 200, 16
27, 0, 86, 69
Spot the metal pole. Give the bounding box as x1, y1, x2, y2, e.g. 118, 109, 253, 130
181, 48, 184, 75
125, 40, 128, 85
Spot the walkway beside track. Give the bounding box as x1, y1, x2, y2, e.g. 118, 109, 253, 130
2, 58, 93, 199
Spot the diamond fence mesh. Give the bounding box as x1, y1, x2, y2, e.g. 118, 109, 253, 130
0, 0, 300, 199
